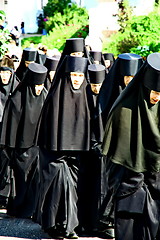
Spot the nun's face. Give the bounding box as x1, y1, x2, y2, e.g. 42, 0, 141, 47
49, 70, 56, 82
70, 72, 85, 89
104, 60, 111, 68
25, 61, 34, 67
124, 76, 134, 86
0, 70, 12, 85
94, 60, 100, 65
35, 83, 44, 96
70, 52, 84, 57
150, 90, 160, 104
90, 83, 102, 94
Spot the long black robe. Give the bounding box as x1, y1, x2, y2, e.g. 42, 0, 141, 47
0, 67, 19, 205
34, 56, 91, 235
77, 85, 104, 234
0, 69, 48, 217
100, 60, 160, 240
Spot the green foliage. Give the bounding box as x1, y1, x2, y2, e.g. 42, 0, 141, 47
0, 10, 5, 20
103, 5, 160, 57
22, 1, 89, 52
0, 10, 11, 58
43, 0, 71, 17
21, 24, 89, 52
0, 29, 11, 57
117, 0, 133, 33
44, 3, 88, 32
37, 0, 72, 33
21, 36, 43, 49
42, 24, 89, 51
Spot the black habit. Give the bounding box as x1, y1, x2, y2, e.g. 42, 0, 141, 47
0, 63, 48, 218
34, 55, 91, 237
100, 53, 160, 240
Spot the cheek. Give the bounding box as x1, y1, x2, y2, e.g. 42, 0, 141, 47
1, 75, 10, 83
35, 87, 43, 94
150, 93, 156, 99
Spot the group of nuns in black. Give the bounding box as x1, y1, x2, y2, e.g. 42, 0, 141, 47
1, 36, 159, 240
0, 46, 61, 218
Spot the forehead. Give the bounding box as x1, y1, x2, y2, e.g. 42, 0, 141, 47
151, 90, 160, 94
0, 70, 11, 73
71, 52, 82, 54
35, 83, 44, 86
70, 72, 84, 75
90, 83, 102, 86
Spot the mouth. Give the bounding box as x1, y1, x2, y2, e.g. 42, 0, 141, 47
151, 99, 158, 103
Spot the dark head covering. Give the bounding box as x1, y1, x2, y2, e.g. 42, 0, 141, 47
102, 53, 115, 71
102, 52, 160, 173
65, 55, 88, 73
0, 63, 48, 148
65, 38, 84, 53
16, 48, 38, 81
36, 52, 47, 65
90, 51, 102, 62
96, 52, 143, 126
143, 52, 160, 91
44, 56, 60, 91
36, 55, 91, 151
26, 62, 47, 85
0, 66, 19, 123
103, 53, 115, 62
44, 56, 60, 71
118, 53, 143, 76
57, 38, 92, 71
22, 48, 37, 62
88, 64, 105, 84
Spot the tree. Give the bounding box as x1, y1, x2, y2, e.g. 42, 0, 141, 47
43, 0, 71, 17
117, 0, 133, 33
155, 0, 159, 5
0, 11, 11, 58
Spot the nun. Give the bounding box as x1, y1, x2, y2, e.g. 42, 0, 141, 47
57, 38, 92, 71
34, 55, 90, 239
16, 48, 37, 81
77, 64, 105, 235
102, 53, 115, 73
36, 49, 47, 65
100, 52, 160, 240
0, 59, 20, 207
0, 63, 48, 218
97, 53, 143, 128
89, 51, 103, 65
44, 55, 60, 90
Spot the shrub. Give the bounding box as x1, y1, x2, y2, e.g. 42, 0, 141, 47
44, 3, 88, 33
42, 24, 89, 51
0, 28, 11, 57
22, 3, 89, 52
21, 36, 43, 49
0, 10, 11, 58
21, 24, 89, 52
103, 5, 160, 57
43, 0, 71, 17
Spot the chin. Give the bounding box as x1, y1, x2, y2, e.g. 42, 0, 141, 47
73, 86, 80, 89
2, 82, 9, 85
